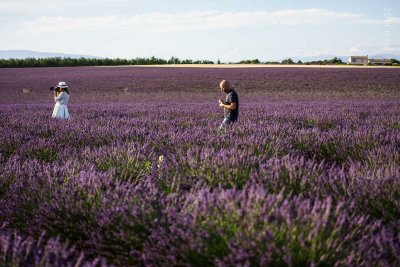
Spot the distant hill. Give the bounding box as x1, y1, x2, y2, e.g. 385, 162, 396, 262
368, 54, 400, 60
1, 50, 399, 63
291, 55, 348, 63
292, 54, 400, 63
0, 50, 101, 59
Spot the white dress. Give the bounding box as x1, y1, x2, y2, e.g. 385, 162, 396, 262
52, 92, 70, 119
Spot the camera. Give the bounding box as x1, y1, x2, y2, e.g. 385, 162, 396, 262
50, 86, 60, 93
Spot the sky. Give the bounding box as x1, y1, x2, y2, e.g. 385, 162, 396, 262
1, 0, 399, 61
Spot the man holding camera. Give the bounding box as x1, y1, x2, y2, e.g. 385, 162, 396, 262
218, 80, 239, 131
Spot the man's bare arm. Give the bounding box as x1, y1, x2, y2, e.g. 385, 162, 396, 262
219, 101, 236, 110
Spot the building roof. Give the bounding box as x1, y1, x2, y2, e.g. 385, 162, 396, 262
369, 59, 391, 62
349, 56, 368, 59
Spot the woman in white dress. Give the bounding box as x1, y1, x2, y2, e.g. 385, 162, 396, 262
52, 81, 70, 119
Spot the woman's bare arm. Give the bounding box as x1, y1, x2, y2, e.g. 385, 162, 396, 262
55, 92, 64, 101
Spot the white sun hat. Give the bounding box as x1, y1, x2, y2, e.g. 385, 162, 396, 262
57, 81, 68, 88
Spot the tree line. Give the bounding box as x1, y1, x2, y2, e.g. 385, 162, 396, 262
0, 56, 399, 68
239, 57, 400, 65
0, 56, 215, 68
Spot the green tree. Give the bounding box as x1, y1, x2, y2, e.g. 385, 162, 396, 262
391, 58, 400, 64
281, 58, 294, 64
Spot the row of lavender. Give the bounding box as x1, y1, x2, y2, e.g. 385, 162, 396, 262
1, 99, 399, 266
1, 67, 400, 104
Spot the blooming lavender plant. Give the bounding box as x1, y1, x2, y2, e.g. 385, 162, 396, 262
0, 67, 399, 266
0, 226, 108, 266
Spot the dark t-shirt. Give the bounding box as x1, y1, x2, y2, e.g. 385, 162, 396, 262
224, 89, 239, 121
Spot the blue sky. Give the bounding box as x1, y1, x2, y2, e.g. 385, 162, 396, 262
1, 0, 399, 61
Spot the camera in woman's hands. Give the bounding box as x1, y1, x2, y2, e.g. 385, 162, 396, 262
50, 86, 61, 94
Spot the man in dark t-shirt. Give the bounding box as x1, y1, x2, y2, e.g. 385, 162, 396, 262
218, 80, 239, 130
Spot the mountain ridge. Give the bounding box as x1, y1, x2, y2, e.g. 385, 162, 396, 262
291, 54, 400, 62
0, 50, 101, 59
1, 50, 399, 62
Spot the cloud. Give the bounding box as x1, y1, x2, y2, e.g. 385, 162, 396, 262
267, 9, 362, 25
2, 7, 399, 59
10, 8, 391, 36
382, 45, 400, 52
0, 0, 134, 13
386, 17, 400, 25
347, 44, 400, 55
348, 45, 362, 55
356, 16, 400, 25
223, 47, 240, 62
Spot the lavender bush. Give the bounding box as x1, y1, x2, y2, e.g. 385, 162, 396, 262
0, 67, 399, 266
0, 225, 107, 266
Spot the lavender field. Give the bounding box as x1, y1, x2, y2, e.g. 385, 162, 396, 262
0, 66, 399, 266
